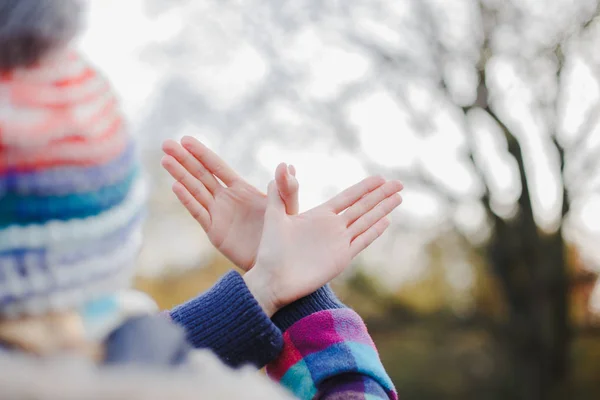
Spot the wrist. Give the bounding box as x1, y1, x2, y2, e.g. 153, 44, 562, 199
169, 271, 284, 368
272, 285, 346, 332
243, 268, 278, 318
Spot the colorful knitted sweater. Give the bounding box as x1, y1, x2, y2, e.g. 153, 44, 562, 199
169, 271, 398, 400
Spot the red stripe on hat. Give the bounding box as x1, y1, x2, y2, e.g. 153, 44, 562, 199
0, 99, 121, 147
1, 52, 123, 146
54, 67, 96, 88
0, 118, 126, 172
0, 50, 131, 172
10, 78, 110, 109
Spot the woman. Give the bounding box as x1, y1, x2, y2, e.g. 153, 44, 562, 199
0, 1, 402, 398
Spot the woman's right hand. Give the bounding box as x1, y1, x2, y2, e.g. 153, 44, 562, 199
244, 174, 403, 317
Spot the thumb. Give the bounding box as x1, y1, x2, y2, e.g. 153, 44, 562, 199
275, 163, 299, 215
267, 179, 286, 213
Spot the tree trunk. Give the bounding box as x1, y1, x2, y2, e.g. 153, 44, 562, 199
487, 136, 570, 400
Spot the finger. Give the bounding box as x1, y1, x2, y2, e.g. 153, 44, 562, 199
275, 163, 299, 215
275, 163, 288, 187
348, 193, 402, 239
172, 182, 211, 231
267, 180, 286, 213
288, 164, 296, 176
343, 180, 403, 225
161, 155, 214, 209
324, 176, 387, 213
349, 217, 390, 258
181, 136, 241, 187
162, 139, 221, 193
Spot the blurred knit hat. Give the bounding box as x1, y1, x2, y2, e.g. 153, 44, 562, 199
0, 1, 145, 318
0, 0, 84, 71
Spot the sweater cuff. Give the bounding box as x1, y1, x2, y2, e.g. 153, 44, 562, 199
168, 270, 283, 368
272, 285, 346, 332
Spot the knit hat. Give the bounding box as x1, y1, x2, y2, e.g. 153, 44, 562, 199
0, 41, 145, 316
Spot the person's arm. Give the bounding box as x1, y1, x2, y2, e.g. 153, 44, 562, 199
161, 149, 402, 375
165, 270, 283, 369
267, 286, 398, 400
169, 176, 401, 368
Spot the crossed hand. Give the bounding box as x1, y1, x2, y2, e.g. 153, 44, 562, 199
162, 137, 403, 316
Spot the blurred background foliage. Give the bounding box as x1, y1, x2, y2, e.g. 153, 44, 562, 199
136, 240, 600, 399
80, 0, 600, 398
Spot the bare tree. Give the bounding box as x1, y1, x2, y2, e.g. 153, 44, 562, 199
133, 1, 600, 398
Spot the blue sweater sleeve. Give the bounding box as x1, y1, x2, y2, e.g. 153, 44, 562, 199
167, 270, 283, 368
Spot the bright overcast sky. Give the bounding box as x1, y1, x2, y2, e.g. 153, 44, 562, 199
77, 1, 600, 290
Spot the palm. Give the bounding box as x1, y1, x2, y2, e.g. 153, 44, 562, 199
267, 210, 352, 300
207, 182, 267, 270
161, 137, 298, 271
250, 177, 403, 312
294, 212, 351, 272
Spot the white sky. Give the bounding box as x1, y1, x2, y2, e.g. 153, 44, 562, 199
77, 1, 600, 291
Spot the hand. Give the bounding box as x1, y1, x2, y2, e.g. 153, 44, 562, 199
161, 136, 299, 271
244, 175, 403, 317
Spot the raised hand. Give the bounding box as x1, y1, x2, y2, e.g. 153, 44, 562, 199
244, 175, 403, 317
161, 136, 299, 271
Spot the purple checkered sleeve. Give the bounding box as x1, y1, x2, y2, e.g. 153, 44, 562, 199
267, 308, 397, 400
318, 373, 392, 399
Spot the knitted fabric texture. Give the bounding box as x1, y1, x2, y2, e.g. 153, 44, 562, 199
267, 308, 398, 400
0, 50, 145, 318
168, 271, 283, 368
170, 277, 397, 398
